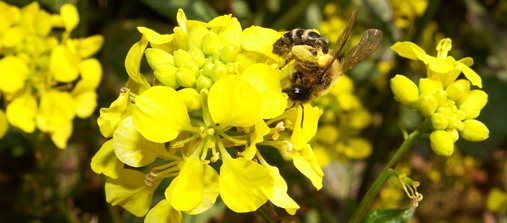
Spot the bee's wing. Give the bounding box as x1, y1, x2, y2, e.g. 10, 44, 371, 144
339, 29, 383, 73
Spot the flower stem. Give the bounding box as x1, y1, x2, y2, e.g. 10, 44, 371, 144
348, 121, 430, 223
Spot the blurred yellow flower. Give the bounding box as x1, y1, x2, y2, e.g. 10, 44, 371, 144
0, 2, 103, 148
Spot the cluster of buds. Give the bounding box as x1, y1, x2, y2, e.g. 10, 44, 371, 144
390, 38, 489, 156
0, 2, 103, 148
92, 9, 324, 220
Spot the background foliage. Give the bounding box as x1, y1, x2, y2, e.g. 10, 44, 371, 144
1, 0, 506, 222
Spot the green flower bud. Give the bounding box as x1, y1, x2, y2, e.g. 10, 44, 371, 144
188, 46, 206, 68
173, 27, 188, 50
431, 112, 448, 130
145, 48, 174, 70
461, 119, 489, 142
210, 62, 228, 82
187, 26, 208, 49
419, 78, 442, 96
196, 75, 213, 90
200, 62, 214, 77
430, 130, 454, 156
154, 64, 179, 88
446, 79, 470, 104
220, 44, 241, 63
173, 49, 193, 68
419, 95, 438, 117
201, 32, 220, 56
177, 88, 201, 112
459, 90, 488, 119
390, 75, 419, 108
176, 66, 196, 87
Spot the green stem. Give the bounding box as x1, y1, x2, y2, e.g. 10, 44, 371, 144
348, 121, 430, 223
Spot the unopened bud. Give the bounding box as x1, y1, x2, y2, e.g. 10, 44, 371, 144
459, 90, 488, 119
430, 130, 454, 156
145, 48, 174, 70
176, 66, 196, 87
196, 75, 213, 90
154, 64, 179, 88
177, 88, 201, 112
419, 95, 438, 117
201, 32, 220, 56
461, 119, 489, 142
390, 75, 419, 108
446, 79, 470, 104
173, 49, 193, 68
431, 112, 448, 130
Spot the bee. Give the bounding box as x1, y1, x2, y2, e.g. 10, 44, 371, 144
273, 9, 383, 103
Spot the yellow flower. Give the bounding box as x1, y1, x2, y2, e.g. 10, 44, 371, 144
93, 8, 328, 220
0, 2, 103, 149
392, 38, 489, 156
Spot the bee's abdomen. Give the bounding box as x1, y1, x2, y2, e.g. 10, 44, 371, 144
273, 29, 329, 57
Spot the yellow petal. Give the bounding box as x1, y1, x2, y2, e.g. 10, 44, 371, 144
391, 41, 427, 61
78, 58, 102, 89
125, 35, 149, 84
50, 45, 80, 83
6, 93, 37, 133
219, 157, 274, 213
72, 89, 97, 118
105, 168, 160, 217
208, 75, 262, 127
241, 26, 284, 63
112, 116, 166, 167
90, 140, 123, 179
97, 90, 130, 138
36, 90, 75, 132
72, 35, 104, 58
241, 64, 287, 119
137, 26, 173, 44
0, 56, 29, 94
60, 4, 79, 32
460, 63, 482, 88
291, 105, 322, 150
133, 86, 191, 143
266, 165, 300, 215
166, 158, 219, 213
244, 121, 270, 160
290, 144, 324, 190
50, 122, 73, 149
145, 199, 182, 223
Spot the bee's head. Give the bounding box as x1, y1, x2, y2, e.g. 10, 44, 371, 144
283, 84, 312, 103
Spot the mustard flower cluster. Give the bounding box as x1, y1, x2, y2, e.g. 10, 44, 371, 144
390, 38, 489, 156
92, 9, 324, 220
312, 75, 373, 166
0, 2, 104, 148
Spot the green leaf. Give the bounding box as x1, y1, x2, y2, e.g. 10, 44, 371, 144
364, 208, 415, 223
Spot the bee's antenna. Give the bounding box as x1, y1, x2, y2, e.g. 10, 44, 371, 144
322, 9, 357, 74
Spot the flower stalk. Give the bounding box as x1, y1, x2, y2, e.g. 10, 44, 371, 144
348, 120, 430, 223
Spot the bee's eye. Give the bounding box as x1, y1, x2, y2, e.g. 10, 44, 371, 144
284, 85, 311, 102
